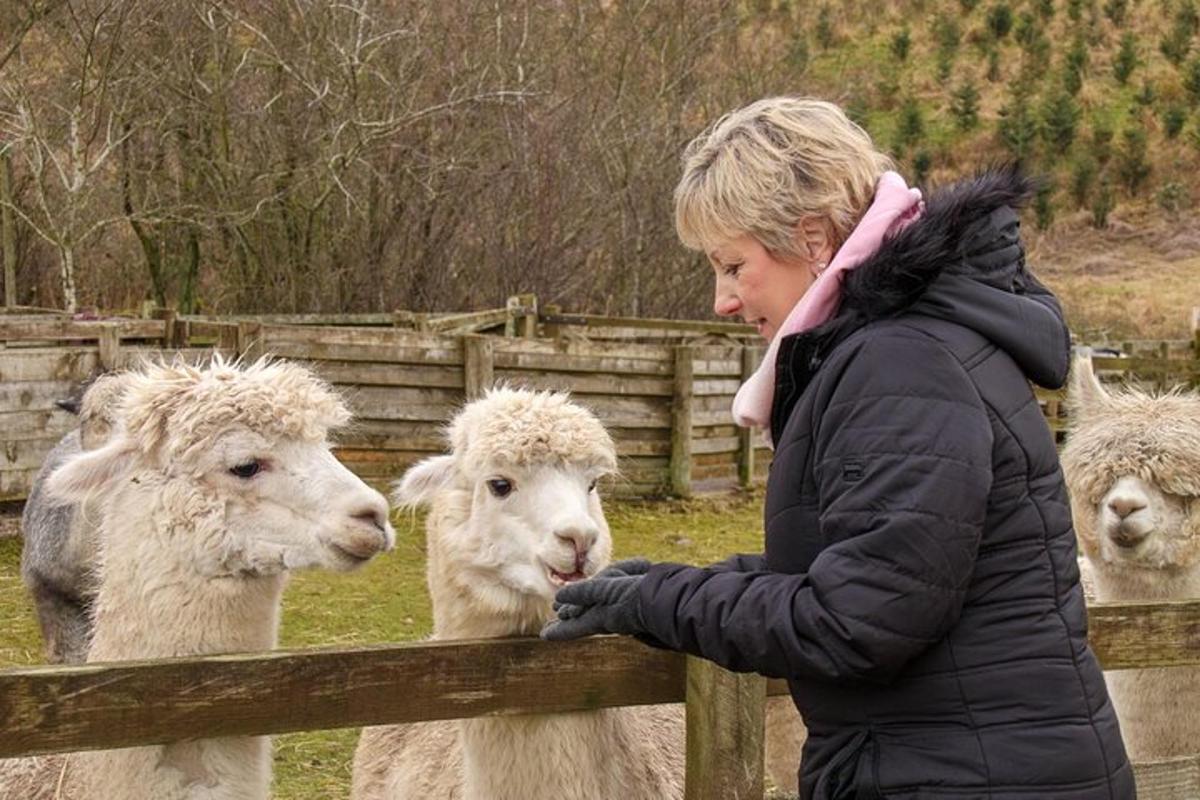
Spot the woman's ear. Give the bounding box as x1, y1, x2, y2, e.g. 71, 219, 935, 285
793, 217, 836, 269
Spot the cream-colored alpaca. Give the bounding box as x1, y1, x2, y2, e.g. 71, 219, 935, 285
0, 357, 395, 800
1060, 353, 1200, 761
353, 388, 684, 800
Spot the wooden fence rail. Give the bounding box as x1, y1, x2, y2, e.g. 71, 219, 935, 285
0, 600, 1197, 798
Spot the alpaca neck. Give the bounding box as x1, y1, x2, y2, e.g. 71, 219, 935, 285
75, 479, 282, 800
423, 508, 652, 799
1087, 557, 1200, 603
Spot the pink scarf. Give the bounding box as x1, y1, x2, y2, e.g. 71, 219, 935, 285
731, 171, 924, 440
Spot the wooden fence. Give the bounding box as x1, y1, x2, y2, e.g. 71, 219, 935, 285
0, 600, 1197, 798
1, 305, 1197, 502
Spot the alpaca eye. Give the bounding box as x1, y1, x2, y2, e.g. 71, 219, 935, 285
230, 461, 262, 479
487, 478, 513, 498
588, 479, 598, 492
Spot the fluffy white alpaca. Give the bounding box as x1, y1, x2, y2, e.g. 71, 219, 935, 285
21, 370, 133, 663
0, 357, 395, 799
352, 388, 684, 800
1060, 354, 1200, 761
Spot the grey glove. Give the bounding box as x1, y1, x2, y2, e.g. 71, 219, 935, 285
540, 573, 646, 641
552, 557, 652, 618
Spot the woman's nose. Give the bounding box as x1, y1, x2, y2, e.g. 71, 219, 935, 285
713, 286, 741, 317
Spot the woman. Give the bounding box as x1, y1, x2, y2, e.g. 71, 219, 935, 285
542, 97, 1133, 799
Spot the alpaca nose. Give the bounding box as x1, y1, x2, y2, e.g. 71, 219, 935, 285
556, 527, 597, 567
352, 507, 387, 533
1108, 496, 1146, 519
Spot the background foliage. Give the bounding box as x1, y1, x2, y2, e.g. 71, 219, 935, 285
1, 0, 1197, 332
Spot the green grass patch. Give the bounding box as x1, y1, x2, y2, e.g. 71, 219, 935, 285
0, 490, 766, 798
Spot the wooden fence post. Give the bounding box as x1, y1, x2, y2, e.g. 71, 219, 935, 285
684, 656, 766, 800
215, 323, 239, 356
505, 294, 539, 338
1192, 308, 1199, 389
237, 321, 264, 362
97, 324, 121, 371
737, 346, 762, 488
463, 335, 495, 401
670, 345, 695, 498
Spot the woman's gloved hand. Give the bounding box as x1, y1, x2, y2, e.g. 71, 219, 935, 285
540, 569, 648, 641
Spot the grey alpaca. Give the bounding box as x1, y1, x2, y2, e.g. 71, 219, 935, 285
20, 372, 128, 663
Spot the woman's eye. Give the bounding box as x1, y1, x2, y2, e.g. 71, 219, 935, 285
230, 461, 262, 479
487, 478, 513, 498
723, 263, 742, 277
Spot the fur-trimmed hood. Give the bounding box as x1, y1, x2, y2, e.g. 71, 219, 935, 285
824, 165, 1069, 389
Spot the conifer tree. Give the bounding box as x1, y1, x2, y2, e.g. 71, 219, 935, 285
987, 4, 1014, 38
1091, 177, 1114, 228
816, 5, 836, 49
1041, 89, 1079, 149
1103, 0, 1127, 24
913, 150, 933, 186
987, 47, 1003, 81
1163, 105, 1187, 138
1034, 180, 1056, 230
997, 86, 1037, 160
1116, 124, 1151, 195
951, 81, 981, 130
1069, 154, 1097, 209
1185, 57, 1200, 105
1114, 33, 1138, 84
891, 27, 911, 61
894, 98, 925, 154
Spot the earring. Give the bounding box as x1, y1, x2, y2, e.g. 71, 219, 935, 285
815, 261, 828, 274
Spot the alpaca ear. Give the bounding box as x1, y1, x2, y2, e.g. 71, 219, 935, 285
1069, 348, 1109, 416
45, 436, 139, 504
392, 455, 457, 509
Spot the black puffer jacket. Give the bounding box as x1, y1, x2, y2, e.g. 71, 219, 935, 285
638, 168, 1133, 799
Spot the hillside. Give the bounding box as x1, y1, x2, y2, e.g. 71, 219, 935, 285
0, 0, 1195, 332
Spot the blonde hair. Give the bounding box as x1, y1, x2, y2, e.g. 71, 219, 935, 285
674, 96, 896, 259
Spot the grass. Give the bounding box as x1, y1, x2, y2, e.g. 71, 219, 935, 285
0, 490, 766, 799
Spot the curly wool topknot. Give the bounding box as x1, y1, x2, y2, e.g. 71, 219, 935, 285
118, 355, 351, 462
1061, 389, 1200, 505
446, 387, 616, 472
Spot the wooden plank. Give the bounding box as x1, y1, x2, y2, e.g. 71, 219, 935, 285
0, 636, 687, 759
670, 347, 695, 498
694, 378, 742, 396
0, 409, 76, 441
0, 349, 98, 383
684, 656, 765, 800
570, 394, 672, 428
260, 324, 458, 349
463, 335, 495, 401
493, 350, 673, 377
493, 368, 675, 397
423, 308, 510, 335
0, 467, 37, 501
1087, 600, 1200, 670
1134, 755, 1200, 800
1, 438, 58, 470
498, 336, 677, 361
267, 339, 464, 366
181, 313, 396, 327
300, 361, 465, 390
0, 318, 164, 342
693, 436, 740, 456
342, 386, 464, 423
0, 380, 78, 412
539, 312, 753, 337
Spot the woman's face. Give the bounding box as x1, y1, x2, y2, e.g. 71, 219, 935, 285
709, 234, 820, 342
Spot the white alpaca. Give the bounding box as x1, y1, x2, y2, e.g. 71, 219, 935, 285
0, 357, 395, 799
1060, 353, 1200, 761
352, 388, 684, 800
